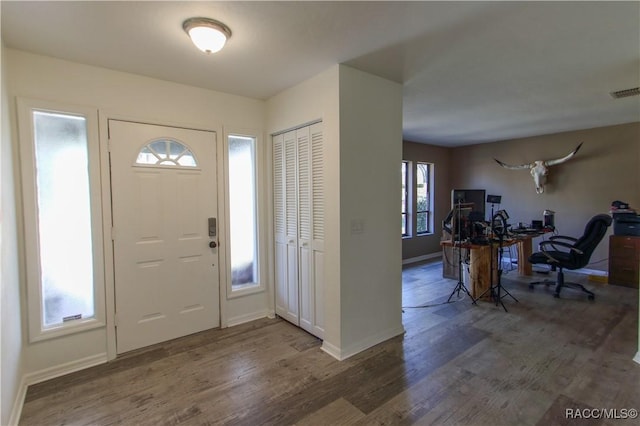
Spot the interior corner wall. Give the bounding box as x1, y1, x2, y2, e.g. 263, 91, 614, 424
451, 122, 640, 271
402, 141, 452, 260
1, 41, 25, 426
265, 66, 342, 354
337, 65, 404, 357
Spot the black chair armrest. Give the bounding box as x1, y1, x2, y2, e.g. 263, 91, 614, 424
539, 240, 584, 255
549, 235, 579, 243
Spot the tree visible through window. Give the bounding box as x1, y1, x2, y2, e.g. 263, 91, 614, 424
416, 162, 432, 234
401, 161, 409, 236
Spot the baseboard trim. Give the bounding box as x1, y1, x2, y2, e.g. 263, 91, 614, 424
8, 376, 28, 426
633, 351, 640, 365
226, 310, 269, 328
321, 325, 406, 361
24, 353, 108, 387
402, 252, 442, 265
320, 340, 342, 360
10, 353, 107, 425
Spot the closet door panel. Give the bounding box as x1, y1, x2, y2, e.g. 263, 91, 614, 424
283, 130, 299, 320
309, 122, 325, 336
299, 245, 312, 332
296, 127, 313, 331
273, 135, 288, 320
312, 250, 325, 336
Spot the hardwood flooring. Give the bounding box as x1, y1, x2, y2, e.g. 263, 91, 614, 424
19, 260, 640, 425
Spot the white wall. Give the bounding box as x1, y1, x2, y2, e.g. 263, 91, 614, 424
1, 42, 25, 426
6, 49, 268, 376
266, 65, 342, 352
337, 66, 404, 357
266, 65, 404, 359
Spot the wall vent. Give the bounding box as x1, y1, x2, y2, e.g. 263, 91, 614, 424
610, 87, 640, 99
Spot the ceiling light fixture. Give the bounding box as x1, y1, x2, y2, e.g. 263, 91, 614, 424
183, 17, 232, 54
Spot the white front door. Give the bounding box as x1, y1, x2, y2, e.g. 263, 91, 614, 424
109, 120, 219, 354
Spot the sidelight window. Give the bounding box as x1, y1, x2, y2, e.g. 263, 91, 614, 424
18, 99, 105, 341
227, 135, 259, 292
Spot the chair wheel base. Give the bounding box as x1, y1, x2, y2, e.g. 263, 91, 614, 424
553, 293, 560, 298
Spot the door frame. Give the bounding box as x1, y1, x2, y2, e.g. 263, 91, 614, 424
98, 111, 228, 360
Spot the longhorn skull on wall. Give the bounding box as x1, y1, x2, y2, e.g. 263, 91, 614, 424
494, 143, 583, 194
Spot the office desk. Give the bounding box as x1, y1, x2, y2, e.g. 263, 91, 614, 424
441, 234, 541, 300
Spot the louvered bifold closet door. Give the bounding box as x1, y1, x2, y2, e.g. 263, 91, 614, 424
274, 131, 298, 325
272, 123, 324, 339
309, 122, 325, 337
296, 126, 313, 333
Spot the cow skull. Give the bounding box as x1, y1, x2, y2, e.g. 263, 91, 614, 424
494, 143, 583, 194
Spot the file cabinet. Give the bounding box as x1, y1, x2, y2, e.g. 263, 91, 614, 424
608, 235, 639, 288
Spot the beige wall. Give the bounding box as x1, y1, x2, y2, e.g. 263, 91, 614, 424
1, 41, 24, 425
337, 65, 404, 358
402, 122, 640, 271
402, 142, 452, 260
267, 65, 404, 360
452, 122, 640, 271
266, 65, 343, 354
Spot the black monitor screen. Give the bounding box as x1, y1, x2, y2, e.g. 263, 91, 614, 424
451, 189, 486, 220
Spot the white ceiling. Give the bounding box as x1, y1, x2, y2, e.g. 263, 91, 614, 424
2, 1, 639, 146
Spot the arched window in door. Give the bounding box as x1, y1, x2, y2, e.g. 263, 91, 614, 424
135, 139, 197, 167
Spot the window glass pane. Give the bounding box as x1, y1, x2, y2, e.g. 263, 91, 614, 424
228, 135, 258, 288
417, 212, 428, 234
401, 162, 407, 214
401, 161, 409, 236
168, 141, 185, 158
417, 163, 429, 212
150, 140, 167, 154
136, 146, 158, 165
176, 153, 196, 167
33, 111, 94, 327
417, 162, 431, 234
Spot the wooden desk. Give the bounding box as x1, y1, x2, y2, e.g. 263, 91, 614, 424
514, 233, 539, 276
441, 234, 540, 300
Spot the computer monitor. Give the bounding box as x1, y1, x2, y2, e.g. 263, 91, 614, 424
452, 189, 486, 220
443, 202, 474, 240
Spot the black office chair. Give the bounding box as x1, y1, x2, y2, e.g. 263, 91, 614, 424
528, 214, 612, 300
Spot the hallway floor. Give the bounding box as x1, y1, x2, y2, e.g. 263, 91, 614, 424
20, 260, 640, 425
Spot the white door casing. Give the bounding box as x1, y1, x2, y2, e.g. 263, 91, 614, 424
109, 120, 220, 354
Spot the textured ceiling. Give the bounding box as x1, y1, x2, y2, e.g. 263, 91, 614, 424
2, 1, 639, 146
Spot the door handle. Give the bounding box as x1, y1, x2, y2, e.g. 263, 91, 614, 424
209, 241, 218, 248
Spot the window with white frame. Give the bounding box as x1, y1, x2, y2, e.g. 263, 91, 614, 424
227, 134, 260, 292
416, 162, 433, 234
17, 98, 105, 341
401, 161, 409, 236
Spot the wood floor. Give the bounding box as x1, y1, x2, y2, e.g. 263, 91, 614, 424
20, 260, 640, 425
